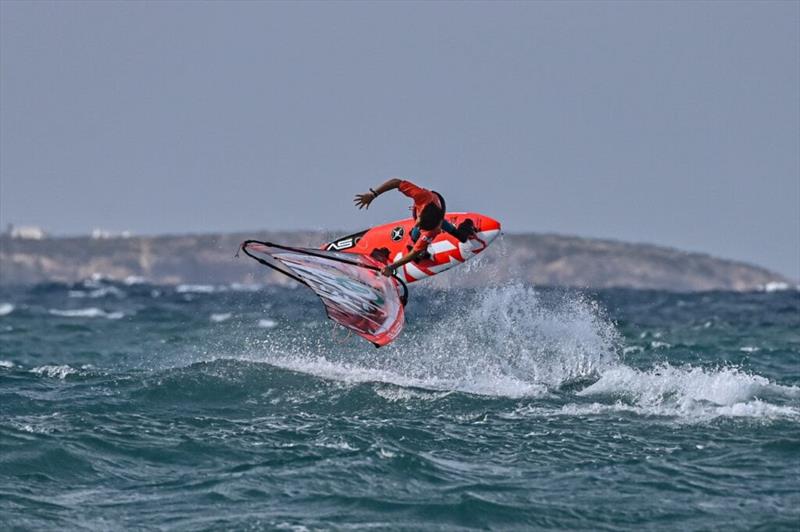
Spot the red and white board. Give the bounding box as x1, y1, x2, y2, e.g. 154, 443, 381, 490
323, 212, 501, 283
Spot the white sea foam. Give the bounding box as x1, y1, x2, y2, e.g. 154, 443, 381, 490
49, 308, 124, 319
0, 303, 14, 316
564, 397, 798, 421
31, 365, 79, 379
650, 341, 672, 349
68, 286, 125, 299
377, 448, 396, 459
230, 283, 262, 292
622, 346, 643, 355
557, 399, 798, 420
0, 360, 15, 368
50, 308, 104, 318
263, 354, 546, 398
210, 313, 233, 323
123, 276, 147, 285
257, 319, 277, 329
12, 413, 62, 434
315, 439, 359, 451
575, 363, 800, 421
374, 386, 452, 402
176, 284, 218, 294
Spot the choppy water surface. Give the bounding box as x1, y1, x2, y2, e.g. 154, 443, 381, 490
1, 276, 798, 530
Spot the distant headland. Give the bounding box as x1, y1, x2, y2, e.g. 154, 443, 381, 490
0, 229, 792, 292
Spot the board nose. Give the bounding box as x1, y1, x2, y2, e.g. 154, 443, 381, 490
475, 213, 501, 233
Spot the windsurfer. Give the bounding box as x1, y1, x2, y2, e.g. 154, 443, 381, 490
354, 178, 476, 276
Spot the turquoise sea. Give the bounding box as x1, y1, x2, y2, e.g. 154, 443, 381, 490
1, 273, 798, 530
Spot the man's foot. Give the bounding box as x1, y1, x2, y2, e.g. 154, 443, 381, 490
369, 247, 390, 264
455, 219, 477, 242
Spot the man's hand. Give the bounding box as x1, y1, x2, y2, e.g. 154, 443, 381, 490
354, 191, 376, 210
354, 179, 403, 210
381, 265, 395, 277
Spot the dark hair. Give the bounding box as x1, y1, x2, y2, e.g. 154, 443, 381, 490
419, 203, 444, 230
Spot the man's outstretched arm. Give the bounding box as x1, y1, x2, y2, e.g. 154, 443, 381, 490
354, 178, 402, 209
381, 249, 424, 277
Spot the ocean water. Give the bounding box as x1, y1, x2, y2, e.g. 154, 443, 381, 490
1, 275, 798, 530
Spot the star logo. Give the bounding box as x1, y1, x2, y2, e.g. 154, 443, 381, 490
390, 227, 405, 241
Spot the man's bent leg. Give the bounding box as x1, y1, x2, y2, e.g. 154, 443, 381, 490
442, 219, 475, 243
441, 220, 458, 237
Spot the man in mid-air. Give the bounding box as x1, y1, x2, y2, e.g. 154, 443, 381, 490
354, 178, 476, 277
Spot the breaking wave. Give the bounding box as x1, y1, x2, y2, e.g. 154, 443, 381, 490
240, 283, 797, 421
245, 284, 618, 398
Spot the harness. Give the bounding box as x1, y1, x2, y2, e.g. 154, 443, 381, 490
434, 191, 447, 215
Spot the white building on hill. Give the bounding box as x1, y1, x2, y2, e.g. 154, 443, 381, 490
9, 225, 46, 239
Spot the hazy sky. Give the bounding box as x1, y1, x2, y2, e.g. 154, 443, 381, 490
1, 1, 798, 278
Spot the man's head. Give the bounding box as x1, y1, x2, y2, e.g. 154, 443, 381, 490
418, 202, 444, 231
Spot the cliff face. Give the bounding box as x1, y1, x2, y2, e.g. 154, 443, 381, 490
0, 231, 789, 291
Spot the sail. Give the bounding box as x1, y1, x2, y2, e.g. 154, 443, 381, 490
240, 241, 406, 346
